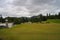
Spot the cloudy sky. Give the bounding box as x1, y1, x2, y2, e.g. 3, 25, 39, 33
0, 0, 60, 17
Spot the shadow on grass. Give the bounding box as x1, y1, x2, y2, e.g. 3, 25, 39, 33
0, 26, 7, 29
0, 38, 3, 40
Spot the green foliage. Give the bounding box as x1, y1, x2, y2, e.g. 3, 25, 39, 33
0, 12, 60, 24
30, 16, 39, 23
0, 16, 5, 23
13, 18, 21, 24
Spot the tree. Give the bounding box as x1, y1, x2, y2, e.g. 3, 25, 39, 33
42, 16, 47, 21
13, 18, 21, 24
0, 15, 4, 23
39, 14, 43, 23
58, 12, 60, 19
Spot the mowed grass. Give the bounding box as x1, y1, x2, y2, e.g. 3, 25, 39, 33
0, 23, 60, 40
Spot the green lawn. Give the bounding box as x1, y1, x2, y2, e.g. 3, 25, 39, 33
47, 19, 60, 23
0, 23, 60, 40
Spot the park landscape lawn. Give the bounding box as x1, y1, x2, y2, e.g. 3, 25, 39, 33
0, 23, 60, 40
46, 19, 60, 23
0, 19, 60, 40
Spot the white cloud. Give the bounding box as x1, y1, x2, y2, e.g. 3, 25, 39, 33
0, 0, 60, 17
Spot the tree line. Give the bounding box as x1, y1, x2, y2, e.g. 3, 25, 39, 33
0, 12, 60, 24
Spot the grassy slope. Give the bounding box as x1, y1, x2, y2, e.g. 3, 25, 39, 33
47, 19, 60, 23
0, 23, 60, 40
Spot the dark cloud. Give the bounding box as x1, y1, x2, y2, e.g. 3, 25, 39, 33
12, 0, 54, 6
12, 0, 56, 14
